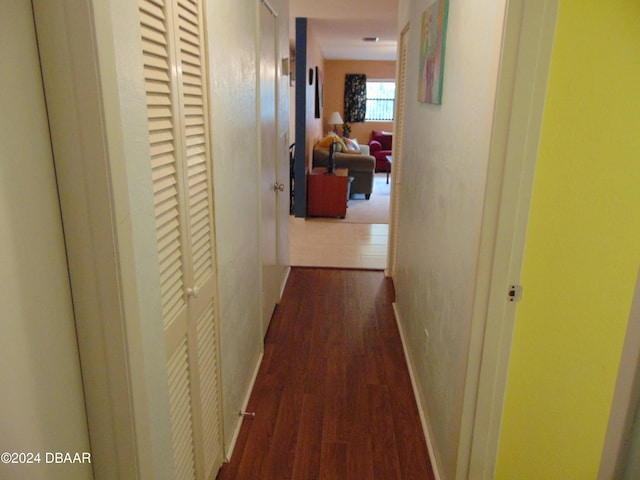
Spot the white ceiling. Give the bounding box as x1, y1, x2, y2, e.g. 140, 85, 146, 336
289, 0, 399, 61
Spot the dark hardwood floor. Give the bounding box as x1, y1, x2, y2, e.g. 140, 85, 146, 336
217, 268, 434, 480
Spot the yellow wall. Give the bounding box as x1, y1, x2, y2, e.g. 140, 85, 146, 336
323, 59, 396, 143
496, 1, 640, 477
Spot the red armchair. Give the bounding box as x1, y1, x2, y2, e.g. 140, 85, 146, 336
368, 130, 393, 173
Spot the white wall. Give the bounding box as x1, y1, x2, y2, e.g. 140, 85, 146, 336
206, 0, 290, 451
0, 2, 92, 478
393, 0, 507, 477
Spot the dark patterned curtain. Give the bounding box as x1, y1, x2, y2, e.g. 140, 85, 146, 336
344, 74, 366, 122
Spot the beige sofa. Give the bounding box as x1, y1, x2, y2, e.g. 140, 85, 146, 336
312, 144, 376, 199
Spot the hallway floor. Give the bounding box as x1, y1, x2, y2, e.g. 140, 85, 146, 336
217, 268, 434, 480
289, 217, 388, 270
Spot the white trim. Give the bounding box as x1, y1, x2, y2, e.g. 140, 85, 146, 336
387, 22, 409, 278
459, 1, 560, 478
224, 351, 265, 462
393, 303, 443, 480
599, 268, 640, 478
280, 265, 291, 299
260, 0, 277, 17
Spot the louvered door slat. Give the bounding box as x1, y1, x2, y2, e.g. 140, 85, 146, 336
178, 0, 197, 14
150, 144, 175, 162
140, 0, 164, 19
154, 198, 178, 225
181, 63, 200, 77
143, 45, 170, 64
145, 0, 165, 8
182, 85, 203, 97
140, 13, 167, 35
147, 92, 172, 106
185, 127, 204, 139
152, 175, 178, 198
183, 105, 203, 116
181, 56, 202, 71
141, 26, 168, 48
156, 214, 180, 242
151, 169, 177, 193
143, 54, 169, 71
149, 129, 174, 145
179, 26, 199, 46
177, 22, 198, 38
144, 68, 171, 83
147, 105, 172, 119
189, 205, 208, 230
149, 118, 173, 133
187, 158, 205, 174
177, 5, 198, 27
146, 80, 171, 94
158, 246, 181, 277
185, 143, 205, 157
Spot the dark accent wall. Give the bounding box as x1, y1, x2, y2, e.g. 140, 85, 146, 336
293, 18, 307, 217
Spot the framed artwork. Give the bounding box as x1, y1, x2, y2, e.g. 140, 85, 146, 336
418, 0, 449, 104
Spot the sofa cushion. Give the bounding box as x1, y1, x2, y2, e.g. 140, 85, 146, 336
343, 137, 361, 153
313, 146, 375, 172
318, 133, 336, 148
318, 132, 349, 152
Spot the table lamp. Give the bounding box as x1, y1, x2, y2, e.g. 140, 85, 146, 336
328, 111, 344, 133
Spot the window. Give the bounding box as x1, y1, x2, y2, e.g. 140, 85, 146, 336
365, 80, 396, 121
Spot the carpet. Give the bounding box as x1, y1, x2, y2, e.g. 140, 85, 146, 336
308, 173, 390, 224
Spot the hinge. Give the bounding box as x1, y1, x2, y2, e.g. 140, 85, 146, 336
508, 285, 523, 303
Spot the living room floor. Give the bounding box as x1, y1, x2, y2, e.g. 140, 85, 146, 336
289, 217, 388, 270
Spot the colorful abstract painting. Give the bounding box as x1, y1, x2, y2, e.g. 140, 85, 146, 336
418, 0, 449, 104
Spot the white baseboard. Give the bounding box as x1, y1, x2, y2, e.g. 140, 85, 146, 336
392, 302, 443, 480
280, 266, 291, 300
224, 351, 264, 462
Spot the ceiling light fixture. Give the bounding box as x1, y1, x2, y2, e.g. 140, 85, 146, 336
363, 37, 380, 42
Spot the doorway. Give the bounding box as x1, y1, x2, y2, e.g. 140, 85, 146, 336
387, 23, 409, 277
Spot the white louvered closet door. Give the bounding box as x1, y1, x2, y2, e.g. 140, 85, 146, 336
139, 0, 223, 479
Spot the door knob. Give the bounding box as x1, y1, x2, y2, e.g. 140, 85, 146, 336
273, 182, 285, 192
186, 285, 200, 298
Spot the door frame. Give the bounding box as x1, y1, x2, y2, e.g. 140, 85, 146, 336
386, 22, 409, 278
457, 1, 560, 478
599, 269, 640, 479
33, 0, 175, 477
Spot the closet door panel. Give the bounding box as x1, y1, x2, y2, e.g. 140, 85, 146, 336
139, 0, 223, 477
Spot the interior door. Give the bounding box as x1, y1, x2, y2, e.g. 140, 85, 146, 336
260, 1, 280, 336
139, 0, 224, 478
0, 1, 92, 478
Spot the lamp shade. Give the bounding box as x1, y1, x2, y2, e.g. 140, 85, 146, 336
328, 111, 344, 126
